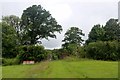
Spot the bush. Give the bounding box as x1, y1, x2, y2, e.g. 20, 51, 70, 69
2, 57, 20, 66
77, 46, 86, 58
45, 49, 59, 60
66, 44, 78, 55
85, 41, 119, 61
15, 45, 46, 63
45, 50, 53, 60
62, 44, 86, 58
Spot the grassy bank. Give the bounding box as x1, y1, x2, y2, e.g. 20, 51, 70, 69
2, 58, 118, 78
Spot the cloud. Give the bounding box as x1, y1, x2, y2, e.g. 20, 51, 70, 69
47, 4, 72, 23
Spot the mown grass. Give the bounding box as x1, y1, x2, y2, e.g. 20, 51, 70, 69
2, 57, 118, 78
0, 66, 2, 79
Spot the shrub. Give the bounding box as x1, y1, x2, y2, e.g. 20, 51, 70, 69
77, 46, 86, 58
2, 57, 20, 66
62, 43, 86, 58
85, 41, 119, 61
66, 44, 78, 55
45, 50, 53, 60
45, 49, 60, 60
15, 45, 46, 63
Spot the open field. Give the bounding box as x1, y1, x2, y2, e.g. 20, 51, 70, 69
2, 58, 118, 78
0, 66, 1, 79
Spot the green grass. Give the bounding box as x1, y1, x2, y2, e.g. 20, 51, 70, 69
2, 57, 118, 78
0, 65, 2, 79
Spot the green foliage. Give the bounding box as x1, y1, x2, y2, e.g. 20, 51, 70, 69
0, 22, 1, 78
46, 49, 60, 60
62, 27, 85, 56
52, 53, 59, 60
55, 48, 69, 59
2, 58, 20, 66
2, 15, 21, 33
86, 24, 105, 44
77, 46, 86, 58
86, 19, 120, 44
85, 41, 119, 60
20, 5, 62, 45
2, 22, 18, 58
66, 44, 78, 55
2, 15, 21, 45
62, 43, 86, 58
104, 19, 120, 41
62, 27, 84, 47
45, 48, 71, 60
45, 49, 53, 60
15, 45, 46, 62
63, 56, 81, 62
51, 50, 58, 60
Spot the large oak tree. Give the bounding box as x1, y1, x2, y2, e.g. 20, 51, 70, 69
20, 5, 62, 45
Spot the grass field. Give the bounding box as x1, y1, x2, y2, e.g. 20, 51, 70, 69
2, 57, 118, 78
0, 66, 1, 79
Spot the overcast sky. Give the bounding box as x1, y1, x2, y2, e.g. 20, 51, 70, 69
0, 0, 119, 49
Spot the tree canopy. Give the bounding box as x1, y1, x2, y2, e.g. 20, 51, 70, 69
86, 24, 105, 44
20, 5, 62, 45
86, 18, 120, 44
1, 4, 120, 61
2, 15, 21, 34
2, 15, 21, 45
104, 19, 120, 41
2, 22, 18, 58
62, 27, 84, 47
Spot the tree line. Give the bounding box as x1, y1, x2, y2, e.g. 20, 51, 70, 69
1, 5, 120, 65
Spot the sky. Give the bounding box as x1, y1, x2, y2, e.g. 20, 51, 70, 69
0, 0, 119, 49
119, 1, 120, 22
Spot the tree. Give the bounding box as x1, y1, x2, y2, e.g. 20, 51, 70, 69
0, 22, 2, 58
103, 19, 120, 41
62, 27, 85, 47
86, 19, 120, 44
20, 5, 62, 45
2, 15, 21, 45
2, 15, 21, 34
2, 22, 18, 58
86, 24, 105, 44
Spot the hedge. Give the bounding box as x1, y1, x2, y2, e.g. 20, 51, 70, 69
14, 45, 46, 62
85, 40, 120, 61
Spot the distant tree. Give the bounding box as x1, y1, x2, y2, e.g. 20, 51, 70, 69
2, 15, 21, 34
0, 23, 2, 58
86, 19, 120, 44
2, 22, 18, 58
103, 19, 120, 41
2, 15, 21, 45
62, 27, 85, 48
86, 24, 105, 44
20, 5, 62, 45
